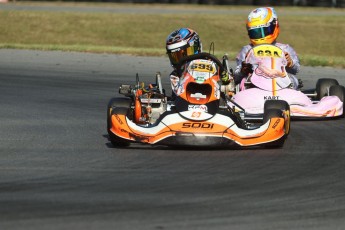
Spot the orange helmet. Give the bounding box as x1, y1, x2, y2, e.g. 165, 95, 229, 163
246, 7, 280, 45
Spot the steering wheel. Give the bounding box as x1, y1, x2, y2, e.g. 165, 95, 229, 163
176, 52, 224, 76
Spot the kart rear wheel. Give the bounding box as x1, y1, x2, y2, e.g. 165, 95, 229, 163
107, 98, 132, 147
316, 78, 339, 100
330, 85, 345, 102
330, 85, 345, 118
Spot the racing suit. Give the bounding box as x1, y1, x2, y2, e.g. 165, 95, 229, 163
234, 42, 301, 89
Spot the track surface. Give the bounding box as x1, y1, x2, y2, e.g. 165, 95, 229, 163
0, 49, 345, 230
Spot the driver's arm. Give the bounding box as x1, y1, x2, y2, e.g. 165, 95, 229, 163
283, 45, 300, 75
234, 45, 252, 84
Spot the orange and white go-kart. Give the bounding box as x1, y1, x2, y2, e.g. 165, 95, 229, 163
107, 53, 290, 148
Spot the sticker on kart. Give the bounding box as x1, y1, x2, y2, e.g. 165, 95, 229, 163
187, 59, 217, 76
252, 44, 284, 58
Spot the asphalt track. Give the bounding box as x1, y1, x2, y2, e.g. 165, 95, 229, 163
1, 49, 345, 230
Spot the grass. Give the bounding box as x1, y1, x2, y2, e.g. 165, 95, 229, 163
0, 2, 344, 68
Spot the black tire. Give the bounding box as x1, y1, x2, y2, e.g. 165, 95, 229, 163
264, 100, 290, 135
263, 108, 282, 124
107, 97, 132, 129
330, 85, 345, 118
263, 100, 291, 148
330, 85, 345, 102
264, 100, 290, 112
316, 78, 339, 100
263, 109, 286, 148
107, 98, 132, 147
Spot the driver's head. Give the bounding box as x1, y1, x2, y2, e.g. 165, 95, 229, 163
166, 28, 202, 69
246, 7, 280, 46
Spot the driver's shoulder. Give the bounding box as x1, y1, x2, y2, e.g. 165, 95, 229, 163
275, 42, 291, 50
241, 44, 253, 52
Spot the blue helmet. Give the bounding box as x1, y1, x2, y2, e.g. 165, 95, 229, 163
166, 28, 202, 68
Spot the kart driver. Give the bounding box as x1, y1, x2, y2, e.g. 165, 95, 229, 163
166, 28, 230, 99
234, 7, 302, 89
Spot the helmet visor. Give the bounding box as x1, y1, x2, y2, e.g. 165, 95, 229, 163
168, 46, 196, 66
248, 23, 276, 39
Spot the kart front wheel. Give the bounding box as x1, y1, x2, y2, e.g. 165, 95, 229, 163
107, 97, 132, 130
264, 100, 290, 135
108, 107, 131, 147
263, 109, 287, 148
263, 100, 291, 148
264, 99, 289, 112
109, 131, 130, 147
107, 98, 132, 147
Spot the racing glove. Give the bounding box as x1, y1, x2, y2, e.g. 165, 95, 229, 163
170, 75, 179, 92
240, 61, 253, 75
221, 70, 230, 85
285, 52, 294, 68
298, 78, 303, 89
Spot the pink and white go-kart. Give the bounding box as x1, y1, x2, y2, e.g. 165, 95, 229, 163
229, 44, 344, 120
